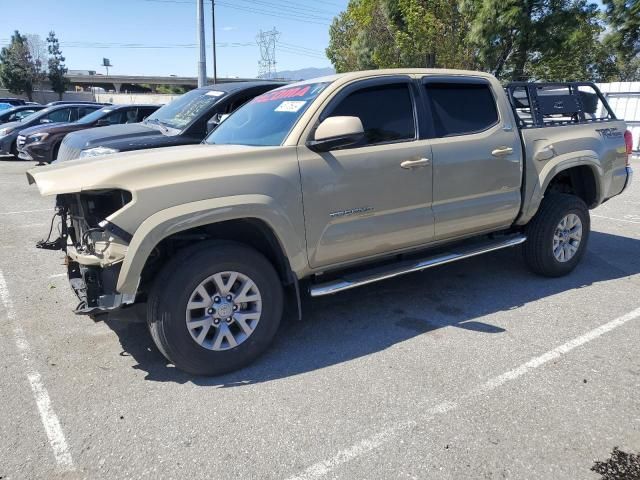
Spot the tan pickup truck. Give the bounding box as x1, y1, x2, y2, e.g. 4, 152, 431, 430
28, 69, 634, 375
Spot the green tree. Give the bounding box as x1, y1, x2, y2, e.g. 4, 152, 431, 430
47, 31, 69, 100
326, 0, 476, 73
601, 0, 640, 80
466, 0, 608, 81
0, 30, 40, 100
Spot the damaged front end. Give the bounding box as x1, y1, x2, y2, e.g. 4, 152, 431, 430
37, 190, 136, 315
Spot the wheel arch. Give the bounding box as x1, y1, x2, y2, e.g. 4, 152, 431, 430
115, 195, 307, 297
517, 157, 603, 225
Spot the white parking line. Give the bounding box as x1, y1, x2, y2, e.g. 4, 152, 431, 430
0, 270, 74, 471
592, 214, 640, 224
0, 208, 51, 215
286, 306, 640, 480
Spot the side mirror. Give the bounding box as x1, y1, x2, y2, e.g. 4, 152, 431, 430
40, 118, 52, 124
307, 116, 364, 152
95, 119, 110, 127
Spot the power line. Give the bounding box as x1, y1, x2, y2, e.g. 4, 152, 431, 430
139, 0, 333, 25
144, 0, 335, 17
237, 0, 336, 18
215, 1, 331, 25
279, 41, 324, 54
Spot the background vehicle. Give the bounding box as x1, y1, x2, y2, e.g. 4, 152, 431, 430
0, 105, 47, 125
46, 100, 110, 106
17, 104, 160, 164
0, 97, 26, 106
55, 81, 285, 161
0, 103, 102, 158
0, 103, 13, 112
28, 70, 633, 376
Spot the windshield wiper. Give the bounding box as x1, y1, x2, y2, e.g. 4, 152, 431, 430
144, 118, 170, 133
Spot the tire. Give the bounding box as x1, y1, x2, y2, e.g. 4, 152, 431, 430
523, 193, 590, 277
147, 241, 283, 376
51, 142, 61, 164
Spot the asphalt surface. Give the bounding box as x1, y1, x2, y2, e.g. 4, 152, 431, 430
0, 156, 638, 480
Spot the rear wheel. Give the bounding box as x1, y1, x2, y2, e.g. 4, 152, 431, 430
147, 241, 283, 375
523, 193, 590, 277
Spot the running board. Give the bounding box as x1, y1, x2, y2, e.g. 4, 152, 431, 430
309, 234, 527, 297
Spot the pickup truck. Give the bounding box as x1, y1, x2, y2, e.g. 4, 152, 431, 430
27, 69, 634, 376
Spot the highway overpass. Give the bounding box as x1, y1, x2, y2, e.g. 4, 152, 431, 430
66, 73, 260, 93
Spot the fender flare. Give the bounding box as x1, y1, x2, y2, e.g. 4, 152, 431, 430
115, 194, 307, 295
517, 152, 604, 225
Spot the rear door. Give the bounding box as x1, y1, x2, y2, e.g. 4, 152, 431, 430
422, 77, 522, 240
298, 76, 435, 268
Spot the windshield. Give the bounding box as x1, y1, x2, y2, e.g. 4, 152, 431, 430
76, 106, 112, 124
145, 88, 225, 130
205, 82, 330, 147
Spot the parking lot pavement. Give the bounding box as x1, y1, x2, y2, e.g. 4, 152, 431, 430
0, 158, 638, 480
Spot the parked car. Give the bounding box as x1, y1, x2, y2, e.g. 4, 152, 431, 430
28, 70, 633, 375
0, 103, 13, 112
0, 103, 102, 157
46, 101, 110, 106
17, 104, 161, 164
0, 98, 26, 106
0, 105, 47, 125
55, 81, 285, 162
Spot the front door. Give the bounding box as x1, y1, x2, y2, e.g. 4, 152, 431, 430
298, 77, 435, 269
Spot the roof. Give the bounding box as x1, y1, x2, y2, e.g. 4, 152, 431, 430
102, 104, 160, 109
283, 68, 496, 87
199, 80, 287, 93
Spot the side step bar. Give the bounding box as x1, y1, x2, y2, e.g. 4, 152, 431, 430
309, 234, 527, 297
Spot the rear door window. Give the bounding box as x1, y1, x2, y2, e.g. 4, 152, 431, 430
424, 82, 498, 137
327, 83, 416, 146
46, 108, 73, 123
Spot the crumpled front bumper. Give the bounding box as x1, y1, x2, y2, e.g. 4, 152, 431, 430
67, 259, 135, 315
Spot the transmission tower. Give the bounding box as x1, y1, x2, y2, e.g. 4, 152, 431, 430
256, 28, 280, 79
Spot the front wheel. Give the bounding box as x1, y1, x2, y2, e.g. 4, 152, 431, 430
523, 193, 590, 277
147, 242, 283, 375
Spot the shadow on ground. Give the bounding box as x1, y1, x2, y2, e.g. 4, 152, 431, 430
102, 230, 640, 386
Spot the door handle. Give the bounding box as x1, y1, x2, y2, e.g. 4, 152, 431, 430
491, 146, 514, 157
401, 158, 430, 169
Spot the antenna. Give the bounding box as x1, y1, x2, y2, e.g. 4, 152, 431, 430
256, 27, 280, 79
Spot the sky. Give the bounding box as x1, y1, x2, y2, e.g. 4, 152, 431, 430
0, 0, 348, 79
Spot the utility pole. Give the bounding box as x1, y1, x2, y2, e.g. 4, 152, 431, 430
211, 0, 217, 84
196, 0, 207, 87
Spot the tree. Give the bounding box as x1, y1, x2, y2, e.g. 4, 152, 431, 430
47, 31, 69, 100
326, 0, 477, 73
0, 30, 40, 100
465, 0, 608, 81
601, 0, 640, 80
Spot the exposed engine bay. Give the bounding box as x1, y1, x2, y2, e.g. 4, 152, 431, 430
37, 190, 135, 315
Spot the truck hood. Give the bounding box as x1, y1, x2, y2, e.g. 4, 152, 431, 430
26, 143, 273, 196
